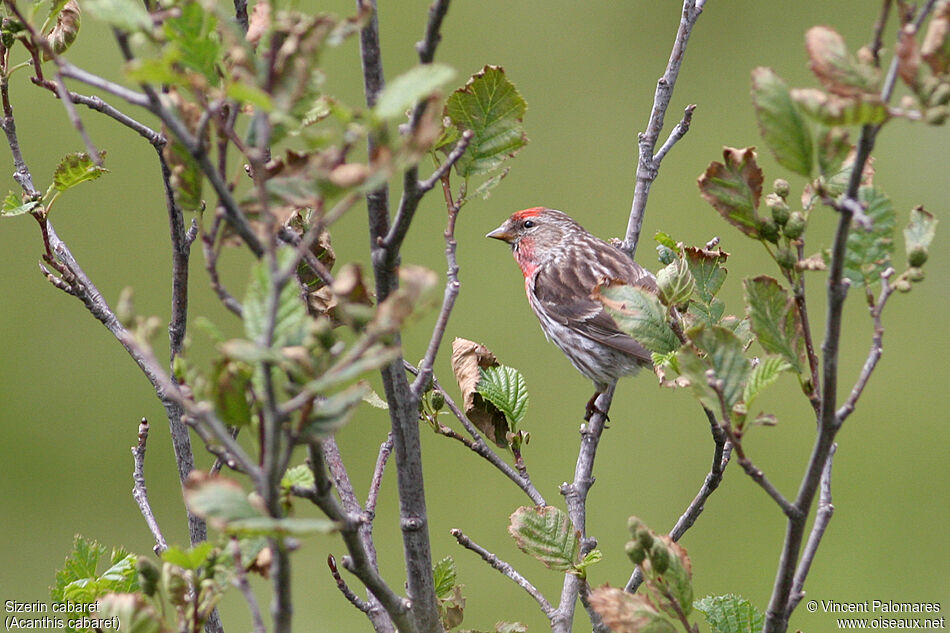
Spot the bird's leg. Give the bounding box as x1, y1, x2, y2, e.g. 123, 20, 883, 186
584, 390, 609, 422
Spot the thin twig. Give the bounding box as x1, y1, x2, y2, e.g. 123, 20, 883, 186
836, 269, 895, 425
202, 213, 245, 317
59, 62, 151, 107
230, 537, 266, 633
366, 435, 394, 518
131, 418, 168, 555
555, 387, 613, 632
328, 554, 373, 615
450, 528, 556, 620
787, 444, 836, 616
622, 0, 706, 258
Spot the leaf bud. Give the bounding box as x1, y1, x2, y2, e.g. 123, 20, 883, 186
758, 218, 780, 244
625, 540, 646, 565
116, 287, 135, 328
137, 556, 160, 597
907, 267, 925, 282
657, 245, 676, 266
636, 528, 654, 550
430, 390, 445, 412
767, 193, 790, 225
777, 248, 797, 270
924, 105, 949, 126
907, 246, 928, 267
783, 212, 806, 239
162, 562, 189, 606
650, 543, 670, 574
896, 279, 912, 293
627, 516, 645, 536
773, 178, 790, 199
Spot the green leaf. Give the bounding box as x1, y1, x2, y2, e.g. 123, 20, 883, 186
904, 206, 937, 254
243, 246, 309, 347
508, 506, 579, 573
684, 246, 728, 304
677, 325, 751, 410
654, 231, 680, 252
226, 516, 337, 536
210, 358, 253, 427
595, 282, 679, 355
742, 356, 792, 406
299, 382, 370, 439
841, 186, 895, 285
432, 556, 458, 600
574, 549, 603, 576
698, 147, 764, 237
694, 594, 765, 633
160, 543, 213, 571
163, 138, 203, 212
281, 464, 315, 492
163, 2, 221, 86
744, 276, 806, 372
84, 0, 151, 32
446, 65, 528, 177
805, 26, 881, 97
656, 257, 695, 307
52, 536, 139, 627
751, 67, 813, 177
184, 476, 262, 531
792, 89, 889, 126
1, 192, 39, 217
375, 63, 456, 120
476, 365, 529, 428
53, 152, 108, 192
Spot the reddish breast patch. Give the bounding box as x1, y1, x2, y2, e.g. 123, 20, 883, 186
514, 237, 537, 278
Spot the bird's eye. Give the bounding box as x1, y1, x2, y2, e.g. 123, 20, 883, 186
522, 220, 535, 229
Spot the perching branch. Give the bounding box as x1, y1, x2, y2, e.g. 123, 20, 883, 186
450, 528, 556, 620
621, 0, 706, 258
131, 418, 168, 555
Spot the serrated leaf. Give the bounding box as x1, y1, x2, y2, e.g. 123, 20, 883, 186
684, 246, 728, 304
1, 192, 39, 217
375, 63, 456, 120
243, 247, 309, 347
508, 506, 579, 573
477, 365, 528, 428
698, 147, 764, 237
595, 282, 679, 355
451, 338, 508, 447
751, 67, 813, 177
742, 356, 792, 406
433, 556, 457, 600
694, 594, 764, 633
160, 543, 213, 571
805, 26, 881, 97
677, 325, 751, 410
841, 186, 895, 285
904, 206, 937, 253
52, 536, 139, 626
281, 464, 315, 491
210, 358, 253, 427
575, 548, 603, 576
792, 89, 889, 126
163, 3, 221, 86
588, 587, 677, 633
84, 0, 151, 32
53, 152, 108, 192
744, 276, 805, 372
446, 65, 527, 177
46, 0, 80, 58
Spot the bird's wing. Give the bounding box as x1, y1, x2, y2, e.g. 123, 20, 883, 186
532, 246, 655, 364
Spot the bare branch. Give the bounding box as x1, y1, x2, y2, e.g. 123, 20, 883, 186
653, 104, 696, 165
366, 435, 394, 518
622, 0, 706, 258
328, 554, 373, 615
787, 444, 836, 616
451, 528, 556, 620
416, 130, 473, 195
131, 418, 168, 555
59, 62, 150, 107
202, 213, 245, 318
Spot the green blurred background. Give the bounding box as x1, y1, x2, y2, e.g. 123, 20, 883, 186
1, 1, 947, 631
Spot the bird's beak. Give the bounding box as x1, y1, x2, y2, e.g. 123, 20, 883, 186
486, 223, 514, 243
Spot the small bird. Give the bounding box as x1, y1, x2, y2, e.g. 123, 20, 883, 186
487, 207, 657, 420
